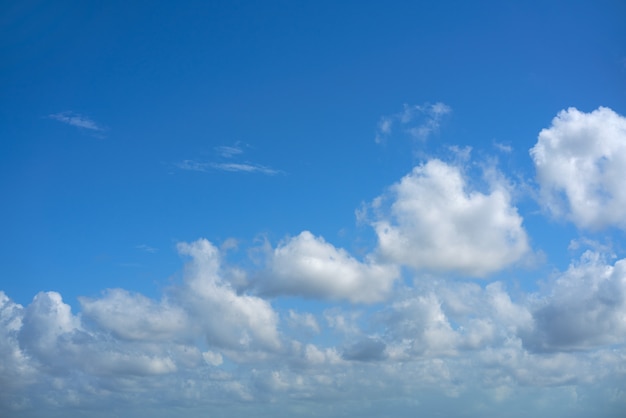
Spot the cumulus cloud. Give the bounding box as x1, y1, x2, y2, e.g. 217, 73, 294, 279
62, 238, 282, 374
18, 291, 81, 364
381, 293, 459, 357
522, 251, 626, 352
1, 253, 626, 416
0, 292, 34, 392
5, 108, 626, 416
14, 291, 183, 379
530, 106, 626, 230
264, 231, 399, 303
79, 289, 189, 342
175, 238, 281, 351
375, 102, 451, 143
370, 159, 529, 276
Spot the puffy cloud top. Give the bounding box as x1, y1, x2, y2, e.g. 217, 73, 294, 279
80, 289, 189, 342
371, 159, 529, 277
531, 106, 626, 230
522, 251, 626, 352
265, 231, 399, 303
177, 239, 282, 351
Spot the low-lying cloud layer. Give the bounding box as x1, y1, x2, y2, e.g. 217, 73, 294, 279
2, 107, 626, 417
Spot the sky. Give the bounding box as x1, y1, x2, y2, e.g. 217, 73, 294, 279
1, 0, 626, 417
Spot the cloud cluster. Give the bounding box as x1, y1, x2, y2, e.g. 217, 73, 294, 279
3, 106, 626, 417
80, 289, 188, 342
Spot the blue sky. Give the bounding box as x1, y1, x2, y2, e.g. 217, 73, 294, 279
1, 1, 626, 417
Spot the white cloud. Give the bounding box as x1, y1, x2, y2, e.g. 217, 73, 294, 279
375, 102, 451, 143
324, 308, 363, 336
136, 244, 158, 253
176, 160, 281, 175
370, 159, 529, 276
48, 111, 103, 131
494, 142, 513, 153
264, 231, 399, 303
202, 350, 224, 366
1, 253, 626, 416
18, 291, 81, 362
4, 115, 626, 416
176, 159, 209, 172
522, 251, 626, 352
15, 291, 183, 379
211, 162, 281, 175
0, 292, 35, 391
287, 310, 321, 334
178, 142, 281, 176
530, 106, 626, 230
175, 238, 281, 351
382, 293, 459, 357
216, 145, 244, 158
79, 289, 189, 342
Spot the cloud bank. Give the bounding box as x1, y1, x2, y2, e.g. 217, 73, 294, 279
2, 107, 626, 418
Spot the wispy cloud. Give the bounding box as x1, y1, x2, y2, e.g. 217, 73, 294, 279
215, 145, 244, 158
493, 141, 513, 153
213, 162, 280, 175
177, 160, 281, 175
136, 244, 158, 253
375, 102, 451, 143
177, 143, 282, 175
48, 111, 104, 131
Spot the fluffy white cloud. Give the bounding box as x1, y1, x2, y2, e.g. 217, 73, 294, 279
80, 289, 189, 342
382, 293, 459, 357
18, 291, 81, 364
0, 292, 35, 394
17, 292, 183, 377
371, 159, 529, 276
522, 251, 626, 352
176, 238, 281, 351
3, 141, 626, 416
264, 231, 399, 303
530, 106, 626, 230
1, 258, 626, 417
